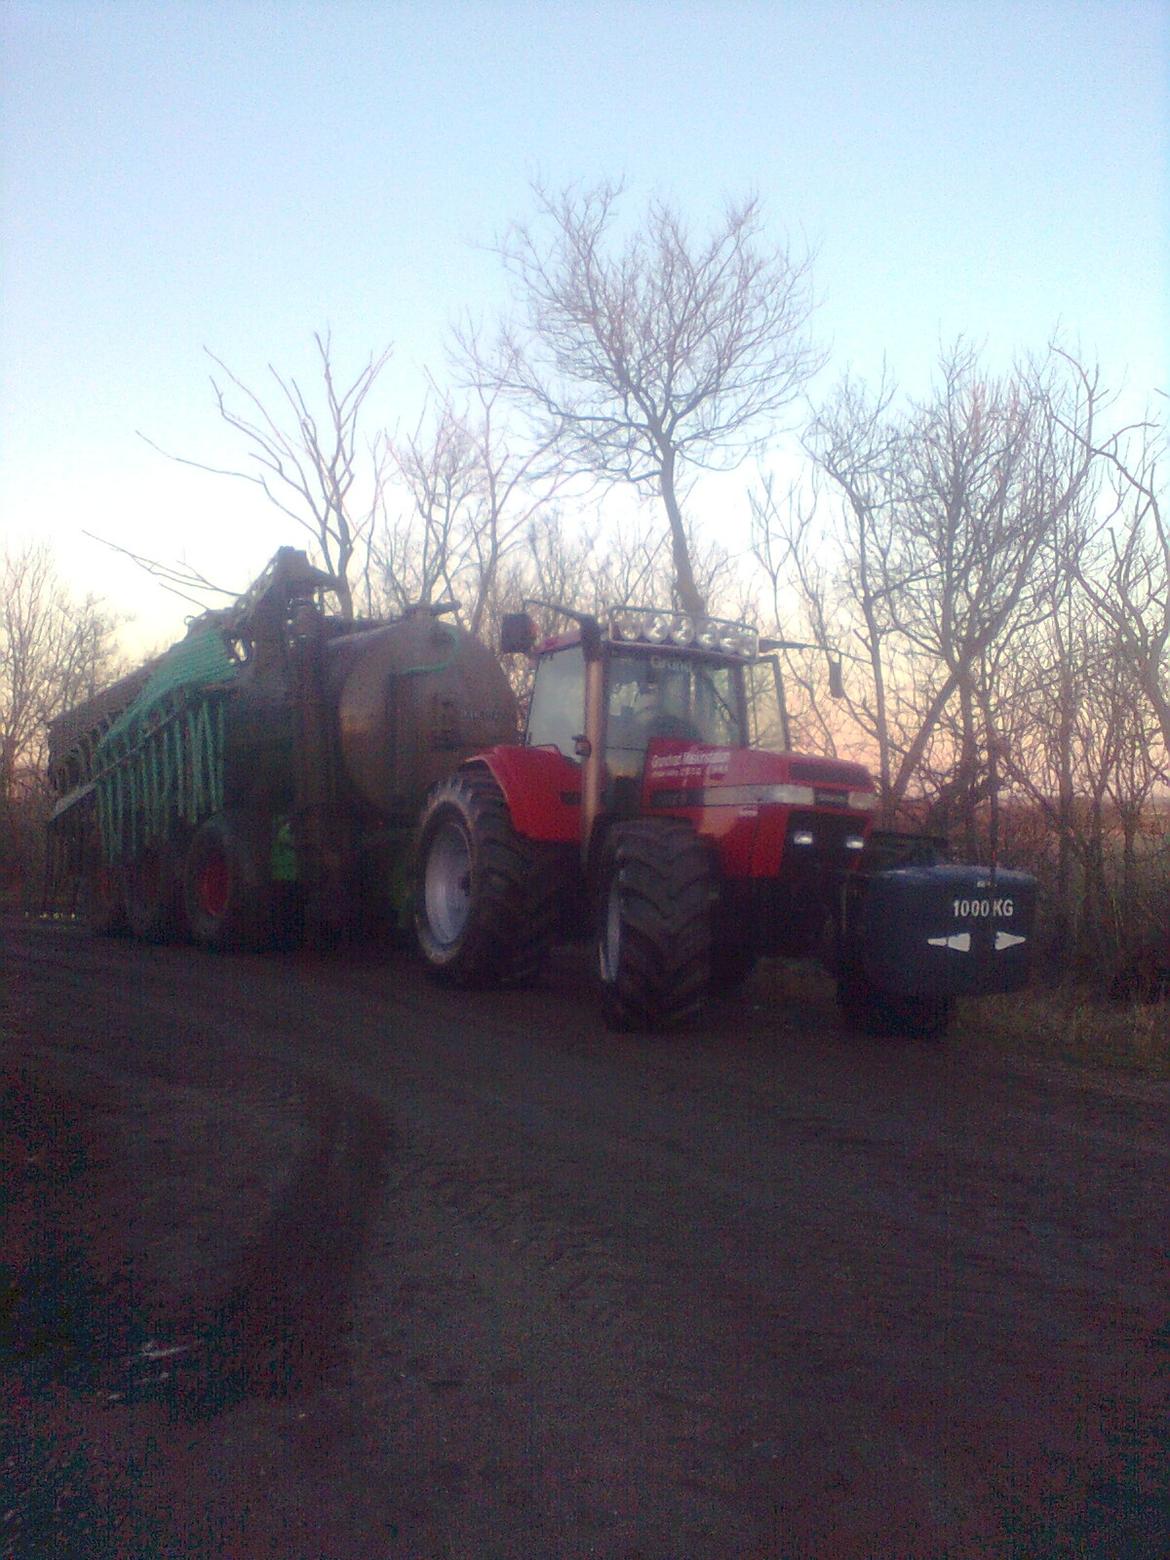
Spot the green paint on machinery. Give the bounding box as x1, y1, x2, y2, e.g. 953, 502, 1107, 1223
93, 629, 239, 862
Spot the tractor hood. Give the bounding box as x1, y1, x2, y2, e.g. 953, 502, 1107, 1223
639, 740, 877, 881
641, 741, 877, 815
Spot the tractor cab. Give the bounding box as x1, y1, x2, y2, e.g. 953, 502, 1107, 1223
506, 604, 787, 850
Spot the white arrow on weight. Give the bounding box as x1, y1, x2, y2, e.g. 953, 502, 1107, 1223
926, 931, 1028, 952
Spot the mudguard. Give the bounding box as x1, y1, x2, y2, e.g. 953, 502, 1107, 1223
475, 745, 582, 843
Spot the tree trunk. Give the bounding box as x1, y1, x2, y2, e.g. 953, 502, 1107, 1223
333, 569, 355, 621
958, 681, 980, 862
658, 448, 706, 618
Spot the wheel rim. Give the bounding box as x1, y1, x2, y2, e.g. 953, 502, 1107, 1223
197, 851, 231, 921
425, 820, 472, 947
599, 880, 622, 984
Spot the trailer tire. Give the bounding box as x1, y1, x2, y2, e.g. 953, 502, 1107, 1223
596, 820, 712, 1032
414, 769, 555, 987
184, 812, 274, 951
80, 855, 128, 937
127, 844, 187, 943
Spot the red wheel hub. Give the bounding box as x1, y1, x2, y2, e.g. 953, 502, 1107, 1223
198, 853, 231, 920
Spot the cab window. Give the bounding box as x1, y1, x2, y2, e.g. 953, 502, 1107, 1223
746, 658, 789, 751
525, 644, 585, 759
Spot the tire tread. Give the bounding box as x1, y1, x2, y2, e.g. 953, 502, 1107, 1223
598, 819, 712, 1031
415, 769, 558, 987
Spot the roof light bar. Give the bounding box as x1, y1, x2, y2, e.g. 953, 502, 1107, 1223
610, 606, 759, 659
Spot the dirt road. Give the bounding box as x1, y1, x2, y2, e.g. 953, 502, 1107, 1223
3, 914, 1167, 1558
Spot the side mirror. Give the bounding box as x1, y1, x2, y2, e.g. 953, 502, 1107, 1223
500, 612, 537, 655
828, 656, 845, 700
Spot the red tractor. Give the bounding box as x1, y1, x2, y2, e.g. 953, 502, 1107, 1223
412, 603, 1036, 1034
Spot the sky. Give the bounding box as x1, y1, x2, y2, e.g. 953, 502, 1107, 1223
2, 0, 1167, 654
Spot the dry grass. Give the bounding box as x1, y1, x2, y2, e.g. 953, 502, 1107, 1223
952, 986, 1170, 1077
760, 959, 1169, 1077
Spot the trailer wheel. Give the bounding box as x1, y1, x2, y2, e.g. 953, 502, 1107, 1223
414, 769, 556, 986
596, 820, 712, 1032
837, 961, 954, 1040
127, 845, 187, 943
80, 855, 128, 937
184, 812, 273, 951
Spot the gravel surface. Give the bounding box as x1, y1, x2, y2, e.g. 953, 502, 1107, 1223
2, 914, 1168, 1558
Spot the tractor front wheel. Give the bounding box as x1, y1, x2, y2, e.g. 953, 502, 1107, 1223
414, 769, 556, 987
596, 820, 712, 1032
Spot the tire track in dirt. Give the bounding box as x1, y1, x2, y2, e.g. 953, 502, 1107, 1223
181, 1079, 393, 1417
2, 926, 395, 1559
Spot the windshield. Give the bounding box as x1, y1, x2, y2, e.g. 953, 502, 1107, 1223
606, 651, 743, 772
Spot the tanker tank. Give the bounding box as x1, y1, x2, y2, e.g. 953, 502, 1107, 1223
325, 609, 519, 820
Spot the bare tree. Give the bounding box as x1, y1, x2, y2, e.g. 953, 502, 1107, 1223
464, 182, 822, 617
750, 477, 847, 759
885, 349, 1093, 843
1, 544, 120, 895
370, 400, 483, 616
757, 371, 905, 796
765, 346, 1095, 831
368, 378, 569, 637
143, 330, 392, 618
1, 544, 119, 793
1051, 355, 1170, 765
755, 342, 1164, 982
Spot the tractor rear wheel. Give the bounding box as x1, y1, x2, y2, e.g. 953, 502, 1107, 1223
596, 820, 712, 1032
184, 812, 274, 951
414, 769, 556, 987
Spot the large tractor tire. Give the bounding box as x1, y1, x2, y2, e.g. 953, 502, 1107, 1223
183, 811, 275, 952
596, 819, 712, 1032
80, 854, 128, 937
414, 769, 557, 987
127, 844, 187, 943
